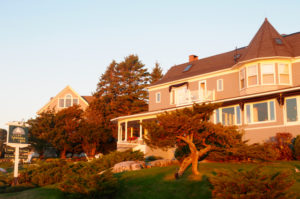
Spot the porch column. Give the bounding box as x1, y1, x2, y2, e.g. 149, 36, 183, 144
118, 121, 121, 143
125, 121, 128, 142
139, 119, 143, 140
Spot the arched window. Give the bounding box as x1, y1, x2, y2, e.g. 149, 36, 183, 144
65, 94, 72, 107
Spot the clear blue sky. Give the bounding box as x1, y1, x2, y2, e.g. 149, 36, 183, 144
0, 0, 300, 129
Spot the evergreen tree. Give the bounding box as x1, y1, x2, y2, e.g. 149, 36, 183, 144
142, 103, 243, 178
150, 62, 163, 84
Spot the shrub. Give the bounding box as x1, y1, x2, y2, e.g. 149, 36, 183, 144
270, 133, 293, 160
206, 143, 279, 162
293, 135, 300, 160
209, 167, 296, 199
59, 171, 118, 199
91, 149, 144, 171
19, 159, 67, 186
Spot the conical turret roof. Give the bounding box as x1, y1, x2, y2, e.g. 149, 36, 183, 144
240, 18, 294, 62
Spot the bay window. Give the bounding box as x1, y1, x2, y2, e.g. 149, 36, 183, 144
278, 63, 290, 84
247, 65, 258, 86
261, 64, 275, 84
240, 68, 246, 89
245, 100, 276, 124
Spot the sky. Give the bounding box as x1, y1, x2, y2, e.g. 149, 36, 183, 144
0, 0, 300, 130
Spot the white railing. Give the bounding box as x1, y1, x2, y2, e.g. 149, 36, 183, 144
175, 89, 215, 106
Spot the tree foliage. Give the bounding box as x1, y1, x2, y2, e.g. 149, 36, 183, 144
210, 167, 296, 199
150, 62, 163, 84
142, 103, 243, 177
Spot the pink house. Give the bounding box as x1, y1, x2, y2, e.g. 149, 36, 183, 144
112, 19, 300, 156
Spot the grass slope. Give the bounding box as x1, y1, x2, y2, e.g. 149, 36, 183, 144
1, 161, 300, 199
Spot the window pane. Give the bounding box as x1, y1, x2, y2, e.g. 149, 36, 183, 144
240, 69, 245, 88
279, 64, 289, 74
222, 107, 235, 125
156, 93, 160, 102
248, 76, 257, 86
270, 101, 275, 121
248, 65, 257, 76
217, 79, 223, 91
236, 106, 241, 124
216, 109, 220, 123
73, 99, 78, 105
65, 95, 72, 107
280, 74, 289, 84
263, 74, 274, 84
59, 99, 64, 108
286, 98, 297, 122
246, 104, 251, 123
253, 102, 268, 122
261, 64, 274, 74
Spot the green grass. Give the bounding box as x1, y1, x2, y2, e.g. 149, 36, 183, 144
1, 161, 300, 199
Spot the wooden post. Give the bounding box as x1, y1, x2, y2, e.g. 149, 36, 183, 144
139, 120, 143, 140
125, 121, 128, 142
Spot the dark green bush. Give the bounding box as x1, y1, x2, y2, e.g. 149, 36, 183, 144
209, 167, 296, 199
17, 150, 143, 197
59, 171, 118, 199
293, 135, 300, 160
91, 149, 144, 171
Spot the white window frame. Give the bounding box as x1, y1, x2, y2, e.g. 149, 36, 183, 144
156, 92, 161, 103
244, 99, 276, 124
239, 68, 246, 90
261, 63, 276, 85
58, 94, 79, 108
217, 79, 223, 92
198, 80, 207, 99
284, 96, 300, 125
278, 63, 292, 85
215, 105, 241, 126
246, 64, 258, 87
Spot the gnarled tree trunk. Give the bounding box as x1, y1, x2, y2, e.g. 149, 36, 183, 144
175, 135, 211, 178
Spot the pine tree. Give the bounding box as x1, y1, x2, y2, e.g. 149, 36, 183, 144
150, 62, 163, 84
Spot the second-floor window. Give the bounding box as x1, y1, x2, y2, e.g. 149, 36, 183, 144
278, 63, 290, 84
170, 86, 188, 105
261, 64, 275, 85
217, 79, 223, 91
247, 65, 258, 86
240, 68, 246, 89
156, 92, 161, 103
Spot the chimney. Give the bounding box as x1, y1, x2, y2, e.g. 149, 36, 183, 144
189, 55, 198, 62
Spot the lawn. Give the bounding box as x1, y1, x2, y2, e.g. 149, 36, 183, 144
1, 161, 300, 199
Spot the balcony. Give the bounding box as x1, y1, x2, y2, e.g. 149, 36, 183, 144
175, 89, 215, 106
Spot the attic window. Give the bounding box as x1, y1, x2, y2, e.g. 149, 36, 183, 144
183, 64, 192, 72
275, 38, 283, 45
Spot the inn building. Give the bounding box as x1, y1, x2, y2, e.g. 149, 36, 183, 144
112, 19, 300, 157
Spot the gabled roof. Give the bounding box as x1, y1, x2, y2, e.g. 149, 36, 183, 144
239, 18, 294, 61
81, 96, 94, 104
151, 19, 300, 87
37, 85, 92, 114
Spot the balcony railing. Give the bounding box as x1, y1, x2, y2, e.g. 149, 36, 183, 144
175, 89, 215, 106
